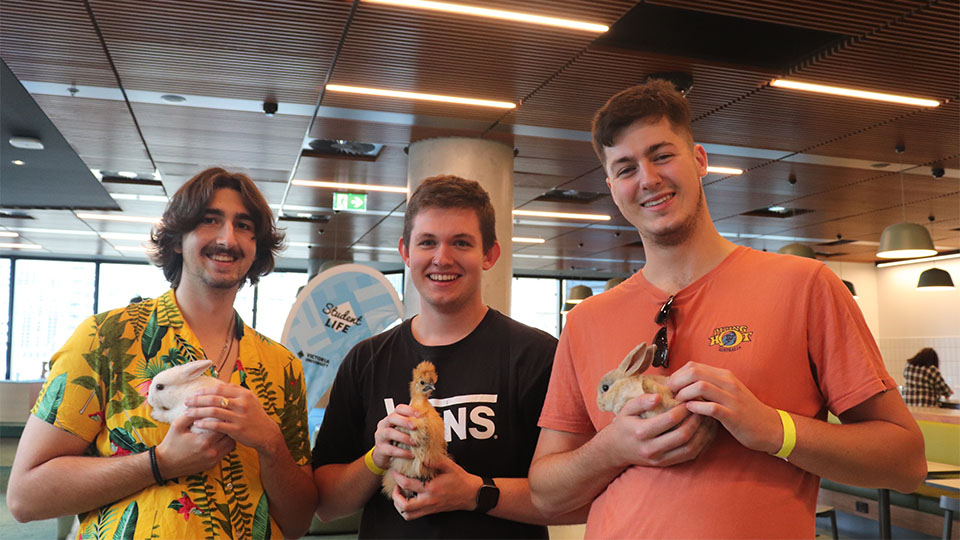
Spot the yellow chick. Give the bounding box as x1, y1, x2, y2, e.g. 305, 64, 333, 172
382, 361, 449, 499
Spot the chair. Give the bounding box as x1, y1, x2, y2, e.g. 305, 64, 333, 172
816, 505, 839, 540
942, 495, 959, 540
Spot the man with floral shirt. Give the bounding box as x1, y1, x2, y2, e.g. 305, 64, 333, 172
8, 168, 316, 539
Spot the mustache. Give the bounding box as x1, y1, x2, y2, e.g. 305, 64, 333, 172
202, 245, 243, 259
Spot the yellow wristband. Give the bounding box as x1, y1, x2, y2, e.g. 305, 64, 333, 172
773, 409, 797, 460
364, 447, 386, 476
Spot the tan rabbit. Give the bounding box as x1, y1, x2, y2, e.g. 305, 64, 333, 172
596, 342, 681, 417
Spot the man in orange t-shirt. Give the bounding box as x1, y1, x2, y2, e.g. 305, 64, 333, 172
528, 80, 927, 538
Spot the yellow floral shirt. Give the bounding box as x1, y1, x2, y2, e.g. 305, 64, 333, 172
32, 289, 310, 540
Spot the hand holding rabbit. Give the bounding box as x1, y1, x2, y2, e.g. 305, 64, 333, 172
596, 342, 681, 416
184, 380, 285, 458
148, 360, 222, 433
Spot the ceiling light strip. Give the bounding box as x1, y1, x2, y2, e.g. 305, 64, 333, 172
291, 179, 408, 194
876, 253, 960, 268
706, 166, 743, 175
512, 237, 545, 244
0, 231, 18, 238
363, 0, 609, 32
0, 243, 42, 250
76, 213, 161, 224
512, 209, 611, 221
326, 84, 516, 109
770, 79, 940, 108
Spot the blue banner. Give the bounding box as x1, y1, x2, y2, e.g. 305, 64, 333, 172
282, 264, 403, 411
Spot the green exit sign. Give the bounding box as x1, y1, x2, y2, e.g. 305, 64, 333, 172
332, 192, 367, 211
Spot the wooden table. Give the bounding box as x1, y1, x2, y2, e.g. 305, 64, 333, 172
925, 477, 960, 492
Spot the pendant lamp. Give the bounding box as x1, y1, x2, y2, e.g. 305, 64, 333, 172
877, 144, 938, 259
777, 243, 816, 259
876, 222, 936, 259
561, 284, 593, 314
917, 268, 955, 290
842, 279, 858, 298
604, 277, 625, 291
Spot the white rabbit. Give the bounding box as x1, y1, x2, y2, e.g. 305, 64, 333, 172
596, 342, 680, 417
148, 360, 221, 433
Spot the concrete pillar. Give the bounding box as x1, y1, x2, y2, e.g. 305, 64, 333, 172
404, 137, 514, 317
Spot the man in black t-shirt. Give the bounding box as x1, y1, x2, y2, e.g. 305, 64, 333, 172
312, 175, 585, 538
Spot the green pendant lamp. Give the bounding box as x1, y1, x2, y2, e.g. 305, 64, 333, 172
877, 144, 938, 259
777, 243, 817, 259
604, 277, 625, 291
561, 284, 593, 314
876, 222, 936, 259
842, 279, 858, 298
917, 267, 955, 290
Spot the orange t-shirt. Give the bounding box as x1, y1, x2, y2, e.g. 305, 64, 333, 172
539, 246, 894, 539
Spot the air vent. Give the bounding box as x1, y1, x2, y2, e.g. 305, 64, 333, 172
303, 139, 383, 160
100, 174, 163, 186
534, 189, 606, 204
279, 214, 331, 223
817, 237, 857, 246
0, 211, 34, 220
741, 207, 814, 219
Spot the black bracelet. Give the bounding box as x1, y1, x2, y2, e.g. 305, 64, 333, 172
148, 446, 166, 486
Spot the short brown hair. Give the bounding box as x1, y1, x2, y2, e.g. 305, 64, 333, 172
402, 175, 496, 253
149, 167, 284, 288
591, 79, 694, 161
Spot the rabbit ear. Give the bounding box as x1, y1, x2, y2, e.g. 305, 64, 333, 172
622, 342, 651, 376
172, 360, 213, 382
624, 342, 656, 376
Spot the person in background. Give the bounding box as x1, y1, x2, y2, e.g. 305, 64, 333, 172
903, 347, 953, 407
528, 79, 927, 539
7, 167, 316, 539
312, 175, 586, 538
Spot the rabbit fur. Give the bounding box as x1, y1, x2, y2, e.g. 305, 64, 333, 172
148, 360, 221, 434
596, 342, 681, 417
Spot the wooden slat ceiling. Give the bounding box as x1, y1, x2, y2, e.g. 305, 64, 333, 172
1, 0, 957, 273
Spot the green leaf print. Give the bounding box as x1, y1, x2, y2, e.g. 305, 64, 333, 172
111, 501, 138, 540
108, 427, 148, 455
140, 310, 168, 361
35, 373, 67, 423
173, 335, 201, 365
123, 416, 156, 432
251, 493, 271, 540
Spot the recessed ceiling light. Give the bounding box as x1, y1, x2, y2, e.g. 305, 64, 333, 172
11, 160, 24, 166
292, 179, 409, 194
326, 84, 516, 109
513, 237, 545, 243
363, 0, 609, 32
513, 209, 611, 221
76, 212, 161, 224
117, 171, 138, 178
110, 193, 170, 203
706, 166, 743, 175
771, 79, 940, 107
0, 231, 18, 238
0, 242, 42, 250
160, 94, 187, 103
767, 206, 787, 212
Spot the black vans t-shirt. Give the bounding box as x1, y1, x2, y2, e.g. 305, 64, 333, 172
313, 308, 557, 539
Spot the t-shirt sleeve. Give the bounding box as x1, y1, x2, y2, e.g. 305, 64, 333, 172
807, 266, 894, 415
312, 342, 369, 468
31, 315, 105, 443
538, 320, 595, 434
278, 350, 312, 466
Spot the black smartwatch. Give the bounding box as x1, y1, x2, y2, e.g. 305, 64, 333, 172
474, 476, 499, 513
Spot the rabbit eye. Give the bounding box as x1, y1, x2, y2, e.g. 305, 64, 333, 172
601, 384, 609, 392
155, 384, 164, 391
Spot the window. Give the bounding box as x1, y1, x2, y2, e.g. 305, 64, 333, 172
0, 259, 9, 379
11, 260, 95, 380
511, 277, 560, 337
254, 271, 307, 342
384, 271, 404, 301
97, 262, 171, 311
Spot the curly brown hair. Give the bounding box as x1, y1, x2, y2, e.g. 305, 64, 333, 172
149, 167, 284, 288
402, 175, 496, 254
591, 79, 694, 163
907, 347, 939, 368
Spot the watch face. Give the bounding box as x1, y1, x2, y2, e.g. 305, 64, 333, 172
476, 482, 499, 513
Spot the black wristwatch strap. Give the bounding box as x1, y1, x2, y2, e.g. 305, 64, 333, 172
474, 476, 499, 514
